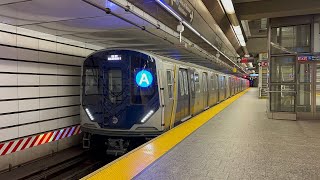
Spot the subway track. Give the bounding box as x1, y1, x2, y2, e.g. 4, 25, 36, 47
0, 146, 117, 180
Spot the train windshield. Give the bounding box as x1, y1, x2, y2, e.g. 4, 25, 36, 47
82, 50, 158, 106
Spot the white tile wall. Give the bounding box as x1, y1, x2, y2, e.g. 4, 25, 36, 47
0, 74, 17, 86
0, 101, 18, 114
0, 87, 18, 99
0, 46, 17, 59
39, 52, 56, 63
18, 124, 40, 137
0, 31, 16, 46
40, 120, 58, 132
39, 64, 58, 74
0, 127, 19, 142
18, 87, 39, 98
0, 23, 100, 145
17, 35, 39, 49
18, 75, 39, 85
58, 96, 80, 106
19, 99, 39, 111
19, 111, 40, 124
57, 106, 80, 117
40, 87, 58, 97
0, 60, 17, 72
18, 61, 39, 73
17, 49, 39, 61
58, 87, 80, 96
40, 98, 58, 109
40, 109, 58, 120
39, 40, 56, 52
0, 114, 18, 128
40, 76, 57, 85
57, 76, 80, 85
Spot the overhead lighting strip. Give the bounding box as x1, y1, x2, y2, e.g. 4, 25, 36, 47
220, 0, 246, 47
155, 0, 244, 72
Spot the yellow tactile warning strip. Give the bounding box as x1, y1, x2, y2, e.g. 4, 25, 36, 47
82, 88, 250, 180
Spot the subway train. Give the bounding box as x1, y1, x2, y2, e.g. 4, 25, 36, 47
80, 49, 249, 155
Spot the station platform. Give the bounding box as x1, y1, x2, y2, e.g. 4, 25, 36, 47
83, 88, 320, 179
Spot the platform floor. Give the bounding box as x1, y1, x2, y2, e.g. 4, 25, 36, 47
134, 88, 320, 179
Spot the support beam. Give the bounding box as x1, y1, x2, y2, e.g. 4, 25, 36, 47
235, 0, 320, 20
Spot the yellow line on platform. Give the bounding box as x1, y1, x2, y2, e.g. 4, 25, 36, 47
82, 89, 250, 180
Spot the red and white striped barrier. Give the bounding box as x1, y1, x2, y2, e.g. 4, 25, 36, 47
0, 125, 82, 156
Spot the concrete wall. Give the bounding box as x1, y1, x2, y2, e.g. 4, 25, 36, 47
0, 23, 102, 171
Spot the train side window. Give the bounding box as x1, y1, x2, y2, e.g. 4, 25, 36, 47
183, 71, 188, 95
203, 73, 207, 92
166, 70, 173, 99
210, 75, 214, 90
190, 73, 195, 92
194, 73, 200, 93
179, 70, 185, 96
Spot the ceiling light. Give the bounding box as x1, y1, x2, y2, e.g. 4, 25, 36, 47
233, 25, 242, 35
220, 0, 235, 14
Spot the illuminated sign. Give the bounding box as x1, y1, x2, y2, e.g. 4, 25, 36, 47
298, 55, 320, 61
108, 55, 122, 61
161, 0, 194, 23
135, 70, 153, 88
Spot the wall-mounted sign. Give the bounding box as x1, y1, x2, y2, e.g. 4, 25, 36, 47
259, 52, 268, 60
135, 70, 153, 88
259, 61, 268, 67
298, 55, 320, 61
240, 57, 254, 63
108, 55, 122, 61
162, 0, 194, 23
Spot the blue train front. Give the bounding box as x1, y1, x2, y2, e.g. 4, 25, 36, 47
81, 49, 163, 144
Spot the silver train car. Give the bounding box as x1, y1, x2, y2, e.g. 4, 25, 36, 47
80, 49, 249, 154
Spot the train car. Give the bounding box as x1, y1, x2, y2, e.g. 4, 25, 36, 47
80, 49, 248, 155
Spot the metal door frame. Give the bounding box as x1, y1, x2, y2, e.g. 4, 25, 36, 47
297, 61, 320, 120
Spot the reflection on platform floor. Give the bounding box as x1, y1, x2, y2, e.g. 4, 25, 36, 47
135, 88, 320, 179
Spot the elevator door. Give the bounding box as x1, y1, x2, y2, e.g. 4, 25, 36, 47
315, 64, 320, 119
297, 62, 320, 120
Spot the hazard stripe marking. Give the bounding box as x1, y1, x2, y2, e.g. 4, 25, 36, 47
0, 125, 82, 156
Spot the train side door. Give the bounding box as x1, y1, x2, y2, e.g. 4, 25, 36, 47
182, 70, 190, 117
176, 68, 190, 122
189, 69, 196, 115
216, 74, 220, 102
202, 72, 209, 108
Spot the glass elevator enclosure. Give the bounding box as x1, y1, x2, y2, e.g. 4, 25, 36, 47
267, 15, 320, 120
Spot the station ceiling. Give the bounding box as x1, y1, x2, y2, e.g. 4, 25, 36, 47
233, 0, 320, 20
0, 0, 247, 75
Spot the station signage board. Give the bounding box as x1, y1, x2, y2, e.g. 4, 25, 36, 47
298, 55, 320, 62
259, 61, 268, 67
162, 0, 194, 23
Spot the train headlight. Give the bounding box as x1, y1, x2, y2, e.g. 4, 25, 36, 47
141, 110, 154, 123
85, 108, 94, 121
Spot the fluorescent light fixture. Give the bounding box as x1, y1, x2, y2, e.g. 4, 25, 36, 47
85, 108, 94, 121
155, 0, 244, 72
220, 0, 235, 14
141, 110, 154, 123
233, 25, 242, 35
155, 0, 182, 21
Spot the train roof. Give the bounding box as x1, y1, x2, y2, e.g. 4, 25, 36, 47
86, 48, 244, 79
